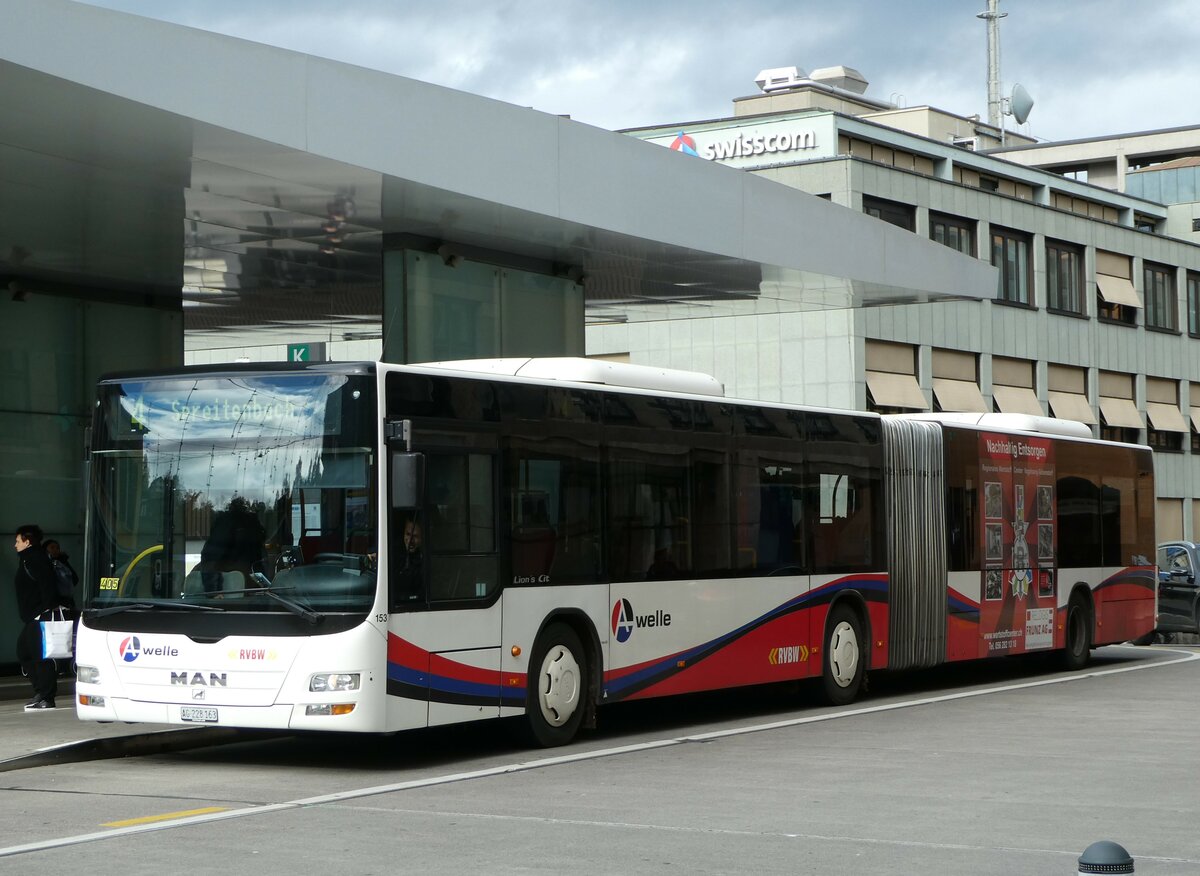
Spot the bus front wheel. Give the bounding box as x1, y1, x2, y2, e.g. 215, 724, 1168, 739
526, 623, 587, 747
822, 603, 865, 706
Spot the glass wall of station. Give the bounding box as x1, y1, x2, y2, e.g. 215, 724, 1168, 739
381, 250, 584, 364
0, 292, 181, 667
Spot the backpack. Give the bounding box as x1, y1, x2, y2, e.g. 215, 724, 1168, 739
50, 558, 75, 601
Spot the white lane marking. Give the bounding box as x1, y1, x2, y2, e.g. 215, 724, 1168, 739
1, 646, 1195, 857
343, 806, 1200, 866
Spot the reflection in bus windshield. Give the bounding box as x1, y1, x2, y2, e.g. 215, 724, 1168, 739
87, 374, 377, 614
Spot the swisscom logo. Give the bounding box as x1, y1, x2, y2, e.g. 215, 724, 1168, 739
669, 131, 699, 157
611, 599, 672, 643
118, 636, 141, 662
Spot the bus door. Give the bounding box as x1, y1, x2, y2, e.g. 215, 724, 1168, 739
388, 442, 503, 728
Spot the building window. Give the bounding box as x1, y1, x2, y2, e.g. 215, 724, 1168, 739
1046, 240, 1082, 314
930, 213, 975, 256
991, 228, 1031, 306
865, 340, 926, 414
1097, 299, 1138, 325
1096, 250, 1139, 326
863, 196, 915, 231
1100, 425, 1141, 444
978, 176, 1000, 192
1144, 263, 1177, 331
1147, 429, 1184, 452
1187, 272, 1200, 337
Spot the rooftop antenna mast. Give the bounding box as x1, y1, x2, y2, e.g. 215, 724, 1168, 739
977, 0, 1007, 140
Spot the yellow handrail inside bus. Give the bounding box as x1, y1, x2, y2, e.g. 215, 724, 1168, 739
120, 544, 164, 594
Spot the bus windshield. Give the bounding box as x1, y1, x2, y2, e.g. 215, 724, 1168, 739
86, 372, 377, 620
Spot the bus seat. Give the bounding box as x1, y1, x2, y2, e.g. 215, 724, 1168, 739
512, 524, 556, 580
299, 534, 341, 562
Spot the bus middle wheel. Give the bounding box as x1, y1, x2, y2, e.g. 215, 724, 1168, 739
822, 603, 866, 706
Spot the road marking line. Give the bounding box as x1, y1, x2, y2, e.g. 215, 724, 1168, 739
1, 646, 1195, 858
102, 807, 231, 827
344, 806, 1200, 866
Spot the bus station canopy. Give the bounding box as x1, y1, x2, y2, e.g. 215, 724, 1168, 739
0, 0, 997, 346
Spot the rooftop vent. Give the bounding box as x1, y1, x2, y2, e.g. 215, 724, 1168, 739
755, 66, 808, 93
808, 65, 869, 95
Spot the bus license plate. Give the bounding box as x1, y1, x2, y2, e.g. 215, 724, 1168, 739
180, 706, 218, 723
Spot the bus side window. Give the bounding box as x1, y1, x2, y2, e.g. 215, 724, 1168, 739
507, 451, 602, 586
607, 450, 690, 582
389, 510, 425, 608
732, 454, 804, 575
390, 451, 498, 607
426, 452, 497, 601
810, 470, 876, 573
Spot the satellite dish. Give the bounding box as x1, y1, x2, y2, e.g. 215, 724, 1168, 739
1009, 83, 1034, 125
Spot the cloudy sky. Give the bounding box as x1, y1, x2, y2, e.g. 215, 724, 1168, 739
81, 0, 1199, 143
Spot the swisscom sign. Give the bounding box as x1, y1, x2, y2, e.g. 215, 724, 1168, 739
639, 116, 836, 170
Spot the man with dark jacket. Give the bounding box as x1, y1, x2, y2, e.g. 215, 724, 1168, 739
13, 524, 60, 711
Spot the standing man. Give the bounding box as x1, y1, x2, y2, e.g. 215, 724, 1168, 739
13, 524, 59, 711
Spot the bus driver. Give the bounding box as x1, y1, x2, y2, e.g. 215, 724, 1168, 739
395, 516, 423, 601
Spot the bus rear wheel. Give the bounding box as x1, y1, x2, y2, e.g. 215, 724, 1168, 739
822, 604, 865, 706
526, 623, 587, 747
1062, 596, 1092, 671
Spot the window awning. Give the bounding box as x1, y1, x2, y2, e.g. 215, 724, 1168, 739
1047, 391, 1097, 424
1096, 274, 1142, 308
932, 378, 987, 413
991, 385, 1043, 417
866, 370, 927, 410
1192, 407, 1200, 433
1099, 396, 1144, 429
1146, 402, 1189, 433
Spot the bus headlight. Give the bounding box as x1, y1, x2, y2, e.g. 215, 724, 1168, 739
309, 673, 360, 692
77, 665, 100, 684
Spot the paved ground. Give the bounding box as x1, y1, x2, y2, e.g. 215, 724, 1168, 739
0, 644, 1196, 873
0, 675, 230, 770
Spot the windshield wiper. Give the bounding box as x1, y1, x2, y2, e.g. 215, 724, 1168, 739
243, 575, 324, 625
86, 601, 225, 618
264, 588, 324, 625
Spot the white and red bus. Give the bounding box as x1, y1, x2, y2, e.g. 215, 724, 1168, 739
75, 358, 1156, 745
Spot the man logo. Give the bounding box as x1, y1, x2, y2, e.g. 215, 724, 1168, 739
118, 636, 141, 663
611, 598, 635, 643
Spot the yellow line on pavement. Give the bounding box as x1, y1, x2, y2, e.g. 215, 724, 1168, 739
103, 807, 230, 827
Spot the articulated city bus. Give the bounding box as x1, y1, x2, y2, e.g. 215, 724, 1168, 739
75, 358, 1156, 746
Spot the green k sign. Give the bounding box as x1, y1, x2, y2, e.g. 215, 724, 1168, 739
286, 342, 326, 362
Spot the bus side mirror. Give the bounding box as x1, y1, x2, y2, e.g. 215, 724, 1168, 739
391, 452, 425, 509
